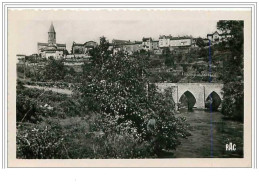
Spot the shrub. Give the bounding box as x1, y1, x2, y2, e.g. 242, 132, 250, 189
16, 83, 78, 123
17, 122, 69, 159
16, 83, 43, 123
88, 113, 153, 158
42, 58, 67, 81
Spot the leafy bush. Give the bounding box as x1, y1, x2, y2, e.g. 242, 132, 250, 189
59, 97, 87, 117
151, 72, 183, 83
42, 58, 67, 81
17, 122, 69, 159
221, 82, 243, 121
16, 82, 79, 123
88, 113, 153, 158
16, 83, 43, 123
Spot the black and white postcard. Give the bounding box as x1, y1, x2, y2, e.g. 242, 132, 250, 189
6, 7, 252, 167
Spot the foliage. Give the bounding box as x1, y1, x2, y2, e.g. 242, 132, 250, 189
17, 122, 69, 159
25, 54, 39, 63
16, 82, 82, 123
148, 71, 183, 83
149, 59, 163, 68
80, 37, 190, 156
221, 82, 243, 121
176, 52, 183, 63
199, 47, 209, 59
43, 58, 67, 81
196, 37, 206, 47
145, 86, 190, 154
181, 64, 188, 73
217, 20, 244, 121
16, 83, 43, 123
162, 48, 175, 68
82, 37, 148, 114
88, 113, 153, 158
59, 97, 87, 117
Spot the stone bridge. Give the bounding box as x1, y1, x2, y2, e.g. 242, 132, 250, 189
156, 83, 224, 110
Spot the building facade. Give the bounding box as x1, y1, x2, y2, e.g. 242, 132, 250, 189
84, 41, 98, 54
71, 41, 98, 57
207, 31, 232, 44
142, 37, 152, 51
207, 31, 221, 42
169, 37, 192, 47
142, 38, 159, 52
111, 39, 143, 54
159, 35, 192, 49
159, 35, 172, 48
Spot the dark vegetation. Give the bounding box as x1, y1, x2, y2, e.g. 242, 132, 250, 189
216, 20, 244, 121
17, 37, 190, 159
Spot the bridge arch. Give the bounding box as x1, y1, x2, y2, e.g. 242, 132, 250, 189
177, 84, 204, 109
179, 90, 196, 110
205, 91, 222, 111
204, 85, 223, 102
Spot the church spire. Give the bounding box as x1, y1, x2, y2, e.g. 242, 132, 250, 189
49, 22, 55, 33
48, 22, 56, 44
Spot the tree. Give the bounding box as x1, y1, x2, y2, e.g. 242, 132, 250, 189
199, 47, 208, 59
196, 37, 205, 47
163, 48, 175, 68
43, 58, 67, 81
80, 37, 189, 157
217, 20, 244, 121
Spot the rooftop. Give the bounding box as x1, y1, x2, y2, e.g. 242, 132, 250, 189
159, 35, 173, 39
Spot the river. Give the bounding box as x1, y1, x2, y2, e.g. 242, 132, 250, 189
171, 110, 243, 158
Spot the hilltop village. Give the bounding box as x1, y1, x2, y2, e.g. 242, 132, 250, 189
27, 23, 231, 58
17, 22, 232, 83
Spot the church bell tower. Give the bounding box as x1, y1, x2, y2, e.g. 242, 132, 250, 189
48, 22, 56, 45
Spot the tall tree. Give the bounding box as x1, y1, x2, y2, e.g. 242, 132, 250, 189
217, 20, 244, 121
163, 48, 175, 68
80, 37, 189, 156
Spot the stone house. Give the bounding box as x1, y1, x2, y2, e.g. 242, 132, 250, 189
111, 39, 143, 54
207, 31, 232, 44
169, 36, 192, 48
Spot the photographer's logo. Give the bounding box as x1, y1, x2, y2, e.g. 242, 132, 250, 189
226, 142, 236, 151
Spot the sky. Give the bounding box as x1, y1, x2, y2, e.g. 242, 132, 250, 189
9, 9, 232, 55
